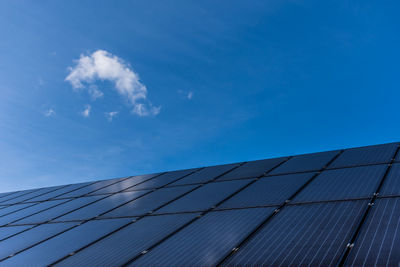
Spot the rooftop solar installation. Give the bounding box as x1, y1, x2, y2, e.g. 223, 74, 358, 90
0, 142, 399, 266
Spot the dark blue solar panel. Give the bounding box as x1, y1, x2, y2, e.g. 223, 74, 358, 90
0, 186, 63, 205
218, 173, 315, 209
132, 208, 276, 266
13, 195, 105, 225
54, 190, 150, 222
124, 168, 198, 190
1, 218, 132, 266
101, 185, 197, 218
0, 222, 76, 260
380, 163, 400, 196
169, 163, 239, 186
293, 165, 386, 203
217, 157, 288, 181
88, 174, 159, 195
223, 201, 367, 266
0, 191, 20, 201
0, 203, 34, 217
345, 198, 400, 266
0, 189, 41, 204
155, 180, 252, 213
328, 143, 398, 169
269, 150, 339, 175
0, 200, 67, 226
53, 177, 128, 199
55, 213, 199, 266
25, 182, 93, 202
0, 225, 31, 240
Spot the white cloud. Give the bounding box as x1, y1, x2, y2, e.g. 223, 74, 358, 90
65, 50, 160, 116
81, 105, 91, 118
178, 90, 194, 100
44, 108, 56, 117
187, 91, 193, 100
105, 111, 118, 122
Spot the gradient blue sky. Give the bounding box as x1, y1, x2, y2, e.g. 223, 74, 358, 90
1, 1, 399, 192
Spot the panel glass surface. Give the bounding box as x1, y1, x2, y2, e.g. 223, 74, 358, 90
293, 165, 386, 203
13, 195, 105, 225
101, 185, 197, 218
54, 190, 150, 221
0, 186, 67, 205
345, 198, 400, 266
170, 163, 239, 186
0, 222, 76, 260
269, 150, 339, 175
0, 189, 41, 204
155, 179, 251, 213
0, 203, 35, 217
0, 200, 67, 226
328, 143, 398, 169
132, 208, 276, 266
379, 163, 400, 196
223, 200, 367, 266
56, 213, 199, 266
217, 157, 288, 180
0, 225, 31, 241
89, 174, 159, 195
218, 173, 315, 209
25, 182, 92, 202
125, 168, 198, 190
1, 218, 132, 266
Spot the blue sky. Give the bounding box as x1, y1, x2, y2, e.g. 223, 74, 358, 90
0, 1, 399, 192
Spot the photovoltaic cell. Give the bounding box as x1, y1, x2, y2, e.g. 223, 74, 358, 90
25, 182, 93, 202
223, 201, 367, 266
0, 222, 76, 260
217, 157, 288, 181
0, 225, 31, 240
0, 203, 35, 217
13, 195, 105, 225
54, 190, 150, 222
0, 187, 61, 205
0, 200, 67, 226
345, 198, 400, 266
155, 180, 251, 214
131, 208, 276, 266
124, 168, 199, 190
101, 185, 197, 218
0, 189, 41, 204
1, 218, 132, 266
293, 165, 386, 203
54, 177, 128, 199
55, 213, 199, 266
269, 150, 339, 175
169, 163, 239, 186
328, 143, 398, 169
88, 173, 160, 195
218, 173, 315, 209
379, 163, 400, 196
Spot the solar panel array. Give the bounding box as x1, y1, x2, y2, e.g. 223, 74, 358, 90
0, 142, 399, 266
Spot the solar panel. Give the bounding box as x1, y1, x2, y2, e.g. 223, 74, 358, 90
132, 208, 276, 266
222, 201, 367, 266
379, 163, 400, 196
55, 213, 200, 266
218, 172, 315, 209
345, 197, 400, 266
217, 157, 288, 181
328, 143, 398, 169
1, 218, 132, 266
269, 150, 339, 175
155, 179, 251, 213
169, 163, 240, 186
292, 165, 386, 203
53, 190, 150, 222
0, 142, 398, 265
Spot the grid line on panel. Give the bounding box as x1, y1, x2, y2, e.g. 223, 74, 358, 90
14, 184, 75, 205
216, 149, 344, 266
119, 158, 292, 265
338, 143, 400, 266
48, 163, 246, 266
0, 188, 52, 205
0, 169, 202, 262
0, 191, 22, 202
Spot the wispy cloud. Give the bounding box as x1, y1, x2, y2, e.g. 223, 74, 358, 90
65, 50, 160, 116
178, 90, 194, 100
81, 105, 91, 118
105, 111, 118, 122
44, 108, 56, 117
